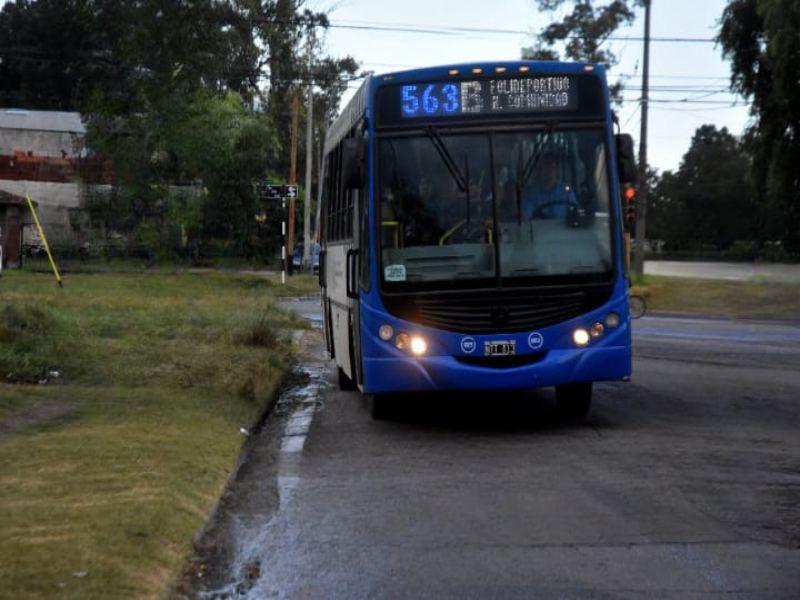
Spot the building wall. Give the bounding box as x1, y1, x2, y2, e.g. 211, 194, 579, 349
0, 181, 81, 245
0, 114, 92, 247
0, 129, 84, 158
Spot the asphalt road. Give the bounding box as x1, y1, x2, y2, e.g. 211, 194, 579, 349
186, 301, 800, 599
644, 261, 800, 283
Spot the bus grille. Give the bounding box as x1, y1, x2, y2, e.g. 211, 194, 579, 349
383, 290, 596, 334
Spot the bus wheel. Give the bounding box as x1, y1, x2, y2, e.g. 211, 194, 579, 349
556, 382, 593, 419
337, 367, 356, 391
366, 394, 389, 420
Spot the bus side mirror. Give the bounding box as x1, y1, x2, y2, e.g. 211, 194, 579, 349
616, 134, 637, 184
343, 137, 365, 190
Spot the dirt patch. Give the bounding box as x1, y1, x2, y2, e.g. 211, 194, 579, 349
0, 400, 78, 438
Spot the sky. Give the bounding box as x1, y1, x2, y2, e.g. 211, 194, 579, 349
308, 0, 751, 174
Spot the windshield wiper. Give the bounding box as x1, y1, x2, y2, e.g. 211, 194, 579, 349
425, 126, 467, 193
425, 126, 475, 224
513, 121, 557, 223
519, 121, 557, 187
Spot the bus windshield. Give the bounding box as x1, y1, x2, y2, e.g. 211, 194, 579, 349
378, 127, 614, 289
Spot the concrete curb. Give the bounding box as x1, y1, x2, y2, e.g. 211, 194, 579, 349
172, 325, 316, 597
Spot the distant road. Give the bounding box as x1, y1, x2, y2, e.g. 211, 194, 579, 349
645, 260, 800, 282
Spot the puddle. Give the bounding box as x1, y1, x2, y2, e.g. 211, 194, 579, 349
189, 316, 330, 599
301, 312, 323, 327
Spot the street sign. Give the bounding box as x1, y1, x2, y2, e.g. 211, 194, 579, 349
257, 182, 298, 200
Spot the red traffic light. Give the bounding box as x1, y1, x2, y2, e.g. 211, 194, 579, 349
623, 184, 636, 222
624, 185, 636, 202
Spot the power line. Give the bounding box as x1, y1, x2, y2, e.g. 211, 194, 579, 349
621, 74, 730, 81
650, 105, 747, 113
329, 20, 715, 43
621, 105, 640, 129
624, 98, 742, 105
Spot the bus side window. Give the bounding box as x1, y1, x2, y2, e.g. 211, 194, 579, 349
334, 144, 343, 241
320, 157, 329, 242
348, 188, 356, 240
325, 150, 333, 241
359, 150, 370, 289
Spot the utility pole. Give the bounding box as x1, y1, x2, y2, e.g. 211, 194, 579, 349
288, 91, 300, 267
314, 122, 325, 244
633, 0, 651, 277
303, 29, 314, 269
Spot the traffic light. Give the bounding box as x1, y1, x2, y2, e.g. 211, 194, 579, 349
623, 184, 636, 223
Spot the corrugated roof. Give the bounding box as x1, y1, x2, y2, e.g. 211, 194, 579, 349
0, 109, 86, 134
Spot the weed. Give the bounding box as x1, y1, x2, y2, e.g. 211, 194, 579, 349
237, 313, 279, 347
0, 303, 71, 383
0, 303, 51, 335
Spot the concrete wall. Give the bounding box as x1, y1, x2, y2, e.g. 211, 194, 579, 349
0, 113, 91, 247
0, 181, 80, 245
0, 129, 85, 158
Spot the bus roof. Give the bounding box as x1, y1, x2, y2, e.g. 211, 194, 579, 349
376, 60, 605, 83
324, 74, 372, 155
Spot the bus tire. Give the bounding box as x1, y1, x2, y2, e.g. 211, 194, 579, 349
366, 394, 390, 420
337, 366, 356, 391
556, 382, 592, 419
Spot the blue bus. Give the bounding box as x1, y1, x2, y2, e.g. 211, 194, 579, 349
319, 61, 637, 418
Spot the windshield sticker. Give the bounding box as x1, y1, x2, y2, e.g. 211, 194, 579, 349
384, 264, 407, 282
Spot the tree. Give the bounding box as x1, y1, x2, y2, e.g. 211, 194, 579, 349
0, 0, 98, 110
0, 0, 257, 112
241, 1, 324, 174
169, 92, 277, 252
522, 1, 644, 98
718, 0, 800, 252
0, 0, 355, 259
648, 125, 755, 252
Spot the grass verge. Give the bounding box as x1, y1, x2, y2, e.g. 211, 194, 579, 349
0, 271, 318, 598
630, 275, 800, 320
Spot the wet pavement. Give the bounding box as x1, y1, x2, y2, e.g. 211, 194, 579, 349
181, 310, 329, 598
183, 300, 800, 599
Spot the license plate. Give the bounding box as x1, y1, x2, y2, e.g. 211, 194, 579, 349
484, 340, 516, 356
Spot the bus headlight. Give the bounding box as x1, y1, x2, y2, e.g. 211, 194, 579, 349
378, 324, 394, 341
573, 328, 590, 347
605, 312, 621, 328
590, 321, 605, 338
410, 336, 427, 356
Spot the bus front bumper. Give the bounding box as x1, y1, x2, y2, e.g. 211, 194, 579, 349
362, 345, 631, 394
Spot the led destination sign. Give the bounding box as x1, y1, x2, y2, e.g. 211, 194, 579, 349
400, 76, 578, 119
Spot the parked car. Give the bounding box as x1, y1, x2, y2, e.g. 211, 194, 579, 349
291, 242, 320, 274
292, 244, 303, 269
310, 242, 320, 274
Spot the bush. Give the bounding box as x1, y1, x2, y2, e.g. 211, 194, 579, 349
723, 240, 757, 261
0, 303, 67, 383
0, 304, 51, 337
236, 313, 278, 348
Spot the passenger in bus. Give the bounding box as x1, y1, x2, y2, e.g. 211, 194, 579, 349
380, 186, 402, 247
523, 154, 577, 220
492, 167, 519, 222
400, 174, 442, 245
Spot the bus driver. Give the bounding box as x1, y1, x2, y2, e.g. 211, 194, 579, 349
523, 153, 577, 220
